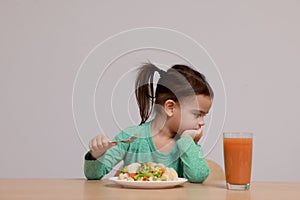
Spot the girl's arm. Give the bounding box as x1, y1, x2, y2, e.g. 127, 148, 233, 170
84, 131, 130, 180
176, 136, 210, 182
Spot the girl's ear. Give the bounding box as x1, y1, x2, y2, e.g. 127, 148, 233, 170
164, 99, 177, 117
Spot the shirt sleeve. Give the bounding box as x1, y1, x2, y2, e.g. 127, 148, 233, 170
176, 136, 210, 182
84, 131, 131, 180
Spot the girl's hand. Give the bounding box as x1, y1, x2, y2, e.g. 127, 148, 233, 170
89, 134, 116, 159
180, 128, 203, 143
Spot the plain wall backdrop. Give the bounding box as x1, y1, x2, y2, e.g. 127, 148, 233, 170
1, 0, 300, 181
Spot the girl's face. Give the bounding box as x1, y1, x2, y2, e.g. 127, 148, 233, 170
173, 95, 212, 134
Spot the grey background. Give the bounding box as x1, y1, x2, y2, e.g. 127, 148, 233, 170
1, 0, 299, 181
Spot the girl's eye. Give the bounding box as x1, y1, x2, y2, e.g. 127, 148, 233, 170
194, 113, 200, 118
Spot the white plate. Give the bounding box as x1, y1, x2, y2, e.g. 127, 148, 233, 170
109, 177, 188, 189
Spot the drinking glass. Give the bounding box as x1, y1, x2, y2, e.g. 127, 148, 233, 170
223, 132, 253, 190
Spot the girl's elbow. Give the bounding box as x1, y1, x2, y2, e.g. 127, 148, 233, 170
185, 166, 210, 183
84, 172, 104, 180
84, 167, 105, 180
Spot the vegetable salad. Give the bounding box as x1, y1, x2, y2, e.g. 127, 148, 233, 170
118, 162, 178, 181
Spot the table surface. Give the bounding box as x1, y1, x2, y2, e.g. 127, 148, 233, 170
1, 179, 300, 200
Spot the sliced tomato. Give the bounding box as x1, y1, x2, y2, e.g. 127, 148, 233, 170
142, 177, 148, 181
129, 173, 137, 179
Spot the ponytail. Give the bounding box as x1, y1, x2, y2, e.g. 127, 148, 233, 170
135, 63, 162, 125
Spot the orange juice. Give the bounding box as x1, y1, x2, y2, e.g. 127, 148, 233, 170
224, 137, 252, 185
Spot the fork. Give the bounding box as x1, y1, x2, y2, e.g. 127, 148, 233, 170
109, 136, 138, 144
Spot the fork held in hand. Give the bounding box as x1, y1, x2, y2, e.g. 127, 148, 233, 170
110, 136, 138, 144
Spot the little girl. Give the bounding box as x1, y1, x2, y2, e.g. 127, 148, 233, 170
84, 63, 213, 182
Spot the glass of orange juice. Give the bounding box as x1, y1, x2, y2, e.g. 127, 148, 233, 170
223, 132, 253, 190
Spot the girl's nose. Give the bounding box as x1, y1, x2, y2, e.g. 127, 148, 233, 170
199, 117, 205, 127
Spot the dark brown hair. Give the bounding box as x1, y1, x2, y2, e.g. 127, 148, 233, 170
135, 63, 213, 124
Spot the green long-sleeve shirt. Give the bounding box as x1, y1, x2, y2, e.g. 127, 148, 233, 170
84, 121, 210, 182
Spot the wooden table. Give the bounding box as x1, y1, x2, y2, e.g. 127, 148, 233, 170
1, 179, 300, 200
